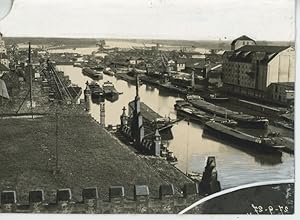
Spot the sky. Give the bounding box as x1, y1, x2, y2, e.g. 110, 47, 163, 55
0, 0, 296, 41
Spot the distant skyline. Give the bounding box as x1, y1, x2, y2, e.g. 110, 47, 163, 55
0, 0, 296, 41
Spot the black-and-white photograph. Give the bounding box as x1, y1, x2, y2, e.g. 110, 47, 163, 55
0, 0, 296, 215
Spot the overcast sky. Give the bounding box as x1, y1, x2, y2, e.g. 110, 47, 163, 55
0, 0, 296, 41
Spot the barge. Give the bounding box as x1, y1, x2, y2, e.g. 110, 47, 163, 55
82, 67, 103, 80
139, 75, 160, 86
174, 100, 237, 127
204, 121, 284, 153
187, 95, 269, 128
159, 82, 187, 95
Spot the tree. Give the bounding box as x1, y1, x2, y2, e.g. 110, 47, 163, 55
97, 40, 106, 50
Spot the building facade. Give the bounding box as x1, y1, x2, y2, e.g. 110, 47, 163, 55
176, 59, 186, 72
267, 82, 294, 105
0, 33, 6, 54
0, 33, 9, 68
222, 36, 295, 103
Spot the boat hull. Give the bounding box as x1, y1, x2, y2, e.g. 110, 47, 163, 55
104, 92, 119, 102
82, 68, 103, 80
204, 122, 282, 154
189, 100, 268, 129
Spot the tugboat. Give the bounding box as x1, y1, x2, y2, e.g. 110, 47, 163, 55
82, 67, 103, 80
102, 81, 119, 102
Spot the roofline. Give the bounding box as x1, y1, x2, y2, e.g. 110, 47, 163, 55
266, 46, 291, 64
231, 36, 256, 45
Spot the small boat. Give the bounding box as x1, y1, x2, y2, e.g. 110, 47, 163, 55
73, 62, 82, 67
102, 81, 119, 101
103, 68, 115, 76
218, 119, 238, 127
203, 93, 229, 102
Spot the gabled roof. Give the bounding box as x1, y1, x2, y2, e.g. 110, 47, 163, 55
226, 45, 291, 64
231, 35, 255, 45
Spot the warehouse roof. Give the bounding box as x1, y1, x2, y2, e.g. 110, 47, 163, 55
226, 45, 291, 64
237, 45, 290, 53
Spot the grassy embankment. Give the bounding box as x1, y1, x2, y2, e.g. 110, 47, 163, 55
0, 109, 179, 202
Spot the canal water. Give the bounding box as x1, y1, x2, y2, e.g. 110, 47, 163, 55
58, 64, 294, 190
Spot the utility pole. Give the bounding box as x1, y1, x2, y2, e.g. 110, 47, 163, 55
28, 42, 33, 119
100, 101, 105, 127
55, 104, 59, 173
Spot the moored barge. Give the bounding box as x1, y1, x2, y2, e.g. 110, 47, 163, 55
82, 67, 103, 80
187, 95, 269, 128
204, 121, 284, 153
174, 100, 237, 127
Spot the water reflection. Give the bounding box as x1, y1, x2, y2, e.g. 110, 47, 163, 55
58, 64, 294, 189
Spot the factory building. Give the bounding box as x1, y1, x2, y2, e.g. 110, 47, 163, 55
222, 35, 295, 104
